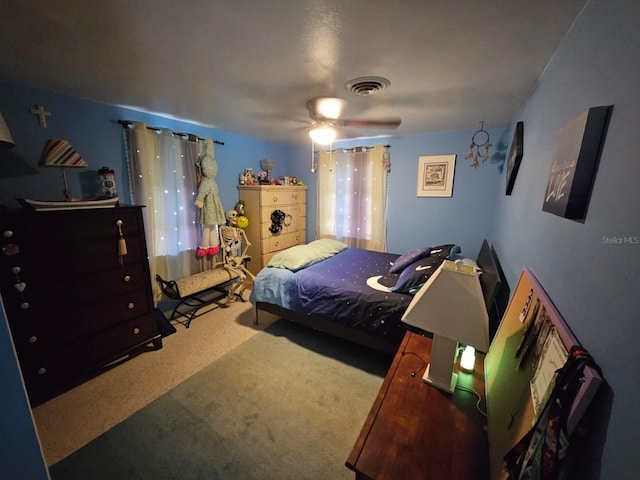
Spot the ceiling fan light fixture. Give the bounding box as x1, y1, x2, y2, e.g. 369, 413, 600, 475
316, 97, 344, 119
309, 125, 336, 145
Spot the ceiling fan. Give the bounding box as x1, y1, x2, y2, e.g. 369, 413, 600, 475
305, 96, 401, 144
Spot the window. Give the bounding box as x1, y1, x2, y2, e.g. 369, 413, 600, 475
316, 145, 390, 251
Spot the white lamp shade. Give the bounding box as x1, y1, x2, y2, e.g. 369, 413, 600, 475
0, 113, 15, 148
402, 260, 489, 352
309, 126, 336, 145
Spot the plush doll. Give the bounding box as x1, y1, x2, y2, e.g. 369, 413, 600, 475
194, 140, 226, 258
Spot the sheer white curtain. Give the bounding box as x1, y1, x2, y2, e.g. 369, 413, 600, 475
124, 123, 209, 301
316, 144, 390, 251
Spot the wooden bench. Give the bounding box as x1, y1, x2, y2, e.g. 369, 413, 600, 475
156, 266, 242, 327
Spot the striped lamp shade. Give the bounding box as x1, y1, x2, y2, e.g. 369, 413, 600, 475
0, 113, 15, 148
40, 140, 88, 168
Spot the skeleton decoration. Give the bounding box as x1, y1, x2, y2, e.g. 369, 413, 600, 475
219, 209, 255, 301
221, 209, 243, 257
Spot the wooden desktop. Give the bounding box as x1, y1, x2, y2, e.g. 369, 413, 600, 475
346, 330, 489, 480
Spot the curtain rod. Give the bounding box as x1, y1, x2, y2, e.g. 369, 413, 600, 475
321, 144, 391, 153
117, 120, 224, 145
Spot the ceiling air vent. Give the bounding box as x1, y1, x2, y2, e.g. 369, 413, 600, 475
345, 76, 390, 96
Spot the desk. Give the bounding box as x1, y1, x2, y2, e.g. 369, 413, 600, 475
346, 331, 489, 479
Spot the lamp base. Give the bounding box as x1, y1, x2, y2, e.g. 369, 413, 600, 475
422, 363, 458, 393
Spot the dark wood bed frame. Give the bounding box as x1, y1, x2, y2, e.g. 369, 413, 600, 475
254, 239, 508, 354
254, 301, 400, 354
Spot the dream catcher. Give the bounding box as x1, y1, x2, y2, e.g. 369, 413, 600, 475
465, 121, 493, 168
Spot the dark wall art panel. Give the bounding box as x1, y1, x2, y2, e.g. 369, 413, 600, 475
542, 106, 612, 220
506, 121, 524, 195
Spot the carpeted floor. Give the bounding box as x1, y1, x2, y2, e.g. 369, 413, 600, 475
33, 298, 272, 465
48, 319, 393, 480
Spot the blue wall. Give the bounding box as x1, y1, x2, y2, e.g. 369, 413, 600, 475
0, 299, 49, 479
288, 128, 506, 259
1, 0, 638, 477
0, 81, 291, 213
492, 1, 639, 477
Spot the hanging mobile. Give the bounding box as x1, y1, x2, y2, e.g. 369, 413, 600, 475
465, 121, 493, 168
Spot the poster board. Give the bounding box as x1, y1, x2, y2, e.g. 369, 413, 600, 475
484, 268, 602, 480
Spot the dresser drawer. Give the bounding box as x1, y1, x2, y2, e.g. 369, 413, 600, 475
257, 188, 305, 207
2, 208, 142, 248
262, 230, 305, 254
9, 287, 154, 354
18, 313, 159, 405
1, 263, 150, 313
0, 230, 146, 282
257, 204, 305, 234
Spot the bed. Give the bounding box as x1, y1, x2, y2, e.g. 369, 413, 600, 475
250, 238, 505, 354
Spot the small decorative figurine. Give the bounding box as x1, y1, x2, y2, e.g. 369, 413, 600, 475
98, 167, 117, 198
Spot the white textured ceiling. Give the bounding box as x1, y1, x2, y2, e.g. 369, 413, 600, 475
0, 0, 587, 143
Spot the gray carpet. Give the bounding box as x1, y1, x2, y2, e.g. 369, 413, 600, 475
49, 320, 392, 480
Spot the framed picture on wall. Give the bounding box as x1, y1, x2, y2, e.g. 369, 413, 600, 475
416, 154, 456, 197
505, 121, 524, 195
542, 105, 612, 220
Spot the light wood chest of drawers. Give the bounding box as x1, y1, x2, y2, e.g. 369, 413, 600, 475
237, 185, 307, 275
0, 206, 162, 406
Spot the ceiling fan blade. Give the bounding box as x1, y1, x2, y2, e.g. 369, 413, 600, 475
334, 117, 402, 129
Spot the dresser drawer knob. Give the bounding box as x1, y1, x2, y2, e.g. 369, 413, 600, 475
20, 302, 30, 310
37, 367, 47, 375
123, 275, 131, 282
28, 336, 38, 344
2, 243, 19, 256
273, 196, 278, 203
2, 230, 13, 238
133, 327, 140, 335
128, 302, 135, 309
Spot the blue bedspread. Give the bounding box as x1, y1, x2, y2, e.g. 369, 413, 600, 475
249, 266, 300, 310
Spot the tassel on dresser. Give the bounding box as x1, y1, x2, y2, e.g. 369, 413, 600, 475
116, 219, 128, 265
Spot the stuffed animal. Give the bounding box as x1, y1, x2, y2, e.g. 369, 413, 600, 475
194, 140, 226, 257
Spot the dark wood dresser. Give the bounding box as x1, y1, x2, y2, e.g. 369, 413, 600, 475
0, 206, 162, 406
346, 331, 489, 479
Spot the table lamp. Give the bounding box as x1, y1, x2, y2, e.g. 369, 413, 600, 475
40, 139, 88, 200
402, 259, 489, 393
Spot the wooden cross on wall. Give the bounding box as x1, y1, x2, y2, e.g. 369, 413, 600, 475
30, 104, 51, 128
